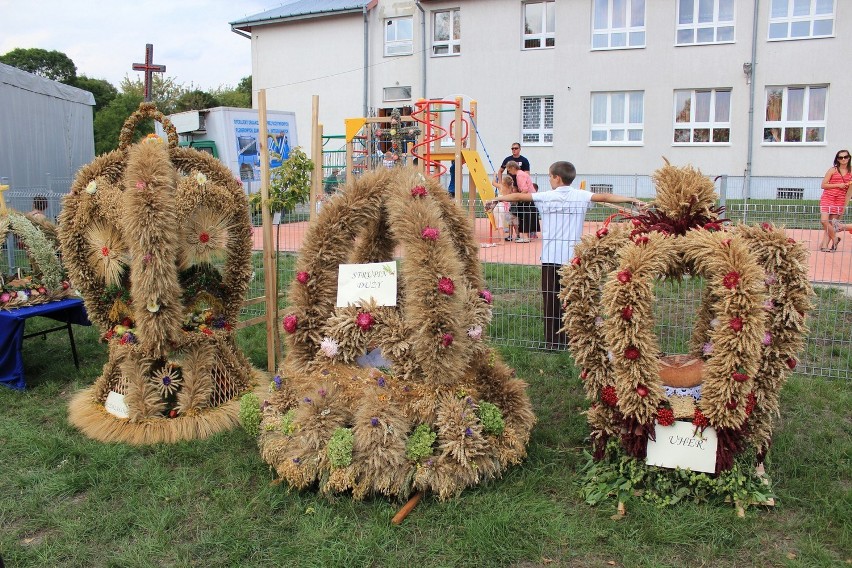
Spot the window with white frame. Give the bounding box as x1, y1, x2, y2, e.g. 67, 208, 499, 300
385, 17, 414, 56
433, 9, 460, 56
523, 1, 555, 49
591, 91, 644, 144
673, 89, 732, 143
676, 0, 735, 45
763, 85, 827, 143
592, 0, 646, 49
383, 86, 412, 101
769, 0, 835, 40
521, 96, 554, 145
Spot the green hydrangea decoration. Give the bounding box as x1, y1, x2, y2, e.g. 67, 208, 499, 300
405, 424, 437, 461
238, 393, 261, 438
477, 401, 505, 436
280, 409, 297, 435
327, 427, 354, 469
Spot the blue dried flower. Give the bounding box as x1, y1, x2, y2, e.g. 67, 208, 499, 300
273, 375, 282, 389
303, 397, 312, 404
377, 377, 386, 388
370, 417, 379, 427
464, 427, 473, 437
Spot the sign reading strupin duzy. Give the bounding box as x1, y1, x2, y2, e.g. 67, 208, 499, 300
646, 421, 718, 473
336, 261, 398, 307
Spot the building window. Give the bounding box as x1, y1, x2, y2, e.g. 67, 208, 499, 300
385, 17, 414, 56
673, 89, 732, 144
591, 91, 644, 144
523, 1, 555, 49
763, 85, 827, 143
776, 187, 804, 199
769, 0, 835, 40
676, 0, 735, 45
521, 96, 554, 145
433, 9, 460, 56
383, 86, 412, 102
592, 0, 646, 50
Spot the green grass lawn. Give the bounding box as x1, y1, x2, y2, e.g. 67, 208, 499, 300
0, 320, 849, 567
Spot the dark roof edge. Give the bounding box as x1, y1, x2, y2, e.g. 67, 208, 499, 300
230, 2, 375, 33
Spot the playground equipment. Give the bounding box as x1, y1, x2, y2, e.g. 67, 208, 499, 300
312, 98, 498, 228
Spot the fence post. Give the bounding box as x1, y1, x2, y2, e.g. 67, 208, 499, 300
718, 175, 727, 210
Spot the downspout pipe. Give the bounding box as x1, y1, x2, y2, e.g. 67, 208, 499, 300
415, 0, 426, 98
363, 6, 369, 117
744, 0, 759, 211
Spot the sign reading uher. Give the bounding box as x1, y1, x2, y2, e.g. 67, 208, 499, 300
646, 421, 718, 474
336, 261, 398, 307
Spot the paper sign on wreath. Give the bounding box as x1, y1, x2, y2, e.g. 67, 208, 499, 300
336, 261, 398, 307
104, 391, 129, 419
646, 421, 718, 474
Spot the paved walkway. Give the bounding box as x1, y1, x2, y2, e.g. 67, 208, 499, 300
252, 218, 851, 285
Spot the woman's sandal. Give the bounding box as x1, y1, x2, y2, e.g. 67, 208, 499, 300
832, 236, 842, 250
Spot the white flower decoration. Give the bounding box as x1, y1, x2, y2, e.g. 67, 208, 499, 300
467, 325, 483, 340
320, 337, 339, 358
85, 180, 97, 194
146, 300, 160, 313
195, 172, 207, 186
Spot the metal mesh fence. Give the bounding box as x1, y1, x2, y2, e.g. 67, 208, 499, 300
4, 172, 850, 380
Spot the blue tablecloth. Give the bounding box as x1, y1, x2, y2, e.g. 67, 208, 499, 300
0, 298, 91, 390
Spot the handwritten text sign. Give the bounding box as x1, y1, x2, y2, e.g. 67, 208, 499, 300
105, 391, 129, 419
646, 421, 717, 473
336, 262, 398, 307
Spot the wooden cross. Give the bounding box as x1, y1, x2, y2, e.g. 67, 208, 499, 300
132, 43, 166, 101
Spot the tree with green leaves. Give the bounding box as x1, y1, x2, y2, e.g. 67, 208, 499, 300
250, 147, 314, 214
72, 75, 118, 113
176, 89, 221, 112
0, 47, 77, 83
93, 92, 147, 154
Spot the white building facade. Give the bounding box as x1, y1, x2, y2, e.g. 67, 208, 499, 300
231, 0, 851, 190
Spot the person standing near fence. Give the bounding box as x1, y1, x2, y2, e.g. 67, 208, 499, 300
486, 161, 644, 350
504, 161, 538, 243
820, 149, 852, 250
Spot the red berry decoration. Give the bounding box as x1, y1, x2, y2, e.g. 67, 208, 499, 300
199, 232, 210, 243
720, 238, 732, 248
168, 409, 178, 418
693, 408, 709, 429
410, 185, 427, 197
121, 317, 133, 328
703, 221, 722, 232
571, 256, 581, 266
580, 369, 588, 380
283, 314, 298, 334
101, 246, 110, 257
479, 289, 493, 304
656, 407, 675, 426
745, 391, 757, 415
621, 305, 633, 320
601, 385, 618, 407
624, 346, 640, 360
438, 277, 455, 295
761, 222, 771, 231
726, 398, 738, 410
636, 384, 649, 397
596, 226, 608, 238
441, 333, 454, 347
722, 271, 740, 289
729, 317, 743, 332
617, 270, 632, 284
732, 372, 749, 383
421, 226, 439, 241
786, 357, 797, 370
632, 219, 643, 227
633, 235, 649, 245
296, 271, 309, 284
356, 312, 374, 331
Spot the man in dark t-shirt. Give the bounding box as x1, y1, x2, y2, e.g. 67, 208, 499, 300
496, 142, 531, 185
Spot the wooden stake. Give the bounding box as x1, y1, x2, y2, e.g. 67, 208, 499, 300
391, 491, 423, 525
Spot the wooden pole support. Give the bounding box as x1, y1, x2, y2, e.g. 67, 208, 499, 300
257, 89, 277, 373
391, 491, 423, 525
